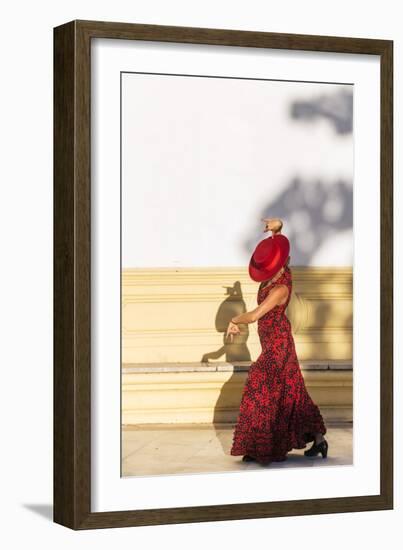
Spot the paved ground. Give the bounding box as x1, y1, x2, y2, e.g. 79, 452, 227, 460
122, 422, 353, 477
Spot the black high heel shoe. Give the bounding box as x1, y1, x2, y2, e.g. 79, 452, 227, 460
242, 454, 256, 462
304, 438, 328, 458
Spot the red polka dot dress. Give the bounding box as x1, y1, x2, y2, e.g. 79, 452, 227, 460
230, 265, 327, 464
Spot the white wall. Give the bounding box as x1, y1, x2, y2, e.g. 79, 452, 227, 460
122, 74, 353, 267
1, 1, 400, 548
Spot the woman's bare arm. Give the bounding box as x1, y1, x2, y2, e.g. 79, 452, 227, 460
231, 285, 289, 325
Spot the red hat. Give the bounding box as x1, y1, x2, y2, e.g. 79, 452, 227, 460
248, 234, 290, 282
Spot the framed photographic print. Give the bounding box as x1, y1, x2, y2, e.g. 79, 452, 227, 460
53, 20, 393, 529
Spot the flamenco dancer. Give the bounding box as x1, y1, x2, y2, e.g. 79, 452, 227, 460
228, 218, 328, 465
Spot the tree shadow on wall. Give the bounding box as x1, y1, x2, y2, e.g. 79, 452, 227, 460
244, 176, 353, 267
243, 88, 354, 264
290, 87, 353, 135
201, 281, 251, 363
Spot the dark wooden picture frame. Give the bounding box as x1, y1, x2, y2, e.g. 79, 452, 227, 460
54, 19, 393, 530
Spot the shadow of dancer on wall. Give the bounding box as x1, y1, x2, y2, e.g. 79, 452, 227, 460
201, 281, 251, 363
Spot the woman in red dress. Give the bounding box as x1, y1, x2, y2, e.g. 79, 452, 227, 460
228, 218, 328, 465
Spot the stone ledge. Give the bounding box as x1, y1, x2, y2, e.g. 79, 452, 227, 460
123, 360, 352, 374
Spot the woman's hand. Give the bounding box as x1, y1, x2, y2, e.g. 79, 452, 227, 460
226, 321, 241, 343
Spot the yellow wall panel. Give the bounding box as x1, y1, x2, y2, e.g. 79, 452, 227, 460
122, 266, 352, 364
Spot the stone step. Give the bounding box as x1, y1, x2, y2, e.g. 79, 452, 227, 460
123, 360, 352, 373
